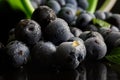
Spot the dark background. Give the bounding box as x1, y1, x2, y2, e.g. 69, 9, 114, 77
110, 0, 120, 13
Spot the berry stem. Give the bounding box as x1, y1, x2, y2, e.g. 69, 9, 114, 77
21, 0, 34, 18
87, 0, 98, 13
99, 0, 117, 12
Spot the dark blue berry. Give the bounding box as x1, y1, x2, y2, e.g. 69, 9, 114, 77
46, 0, 61, 14
15, 19, 42, 47
54, 40, 86, 69
31, 41, 56, 68
85, 37, 107, 60
31, 6, 57, 29
44, 18, 74, 45
6, 40, 30, 68
57, 6, 76, 25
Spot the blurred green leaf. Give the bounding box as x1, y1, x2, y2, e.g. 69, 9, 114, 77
87, 0, 98, 13
92, 18, 111, 28
106, 47, 120, 64
99, 0, 116, 12
7, 0, 34, 18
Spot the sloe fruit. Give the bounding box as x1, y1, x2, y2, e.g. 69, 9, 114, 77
85, 37, 107, 60
6, 40, 30, 68
31, 5, 57, 29
44, 18, 74, 45
31, 41, 56, 68
54, 40, 86, 69
15, 19, 42, 47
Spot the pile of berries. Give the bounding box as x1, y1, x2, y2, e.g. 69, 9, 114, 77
0, 0, 120, 70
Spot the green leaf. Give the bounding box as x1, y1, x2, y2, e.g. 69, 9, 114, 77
87, 0, 98, 13
92, 18, 111, 28
98, 0, 116, 12
106, 47, 120, 64
21, 0, 34, 18
7, 0, 34, 18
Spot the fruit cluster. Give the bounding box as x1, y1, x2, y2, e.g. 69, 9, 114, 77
0, 0, 120, 70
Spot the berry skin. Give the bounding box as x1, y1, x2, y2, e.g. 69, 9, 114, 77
15, 19, 42, 47
98, 27, 112, 39
31, 5, 57, 29
105, 31, 120, 51
79, 31, 104, 41
6, 40, 30, 68
8, 28, 15, 43
85, 24, 98, 31
105, 14, 120, 29
77, 0, 89, 10
67, 37, 84, 43
31, 41, 56, 68
70, 27, 82, 37
114, 38, 120, 48
30, 0, 42, 9
65, 0, 77, 7
94, 11, 106, 20
65, 3, 77, 15
110, 25, 119, 32
76, 12, 93, 30
44, 18, 74, 45
56, 0, 66, 6
46, 0, 61, 14
104, 12, 112, 19
54, 40, 86, 69
57, 6, 76, 25
85, 37, 107, 60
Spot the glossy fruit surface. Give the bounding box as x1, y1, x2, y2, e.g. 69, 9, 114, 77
54, 40, 86, 69
44, 18, 74, 45
85, 37, 107, 60
31, 41, 56, 68
31, 5, 57, 29
6, 40, 30, 68
15, 19, 42, 47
